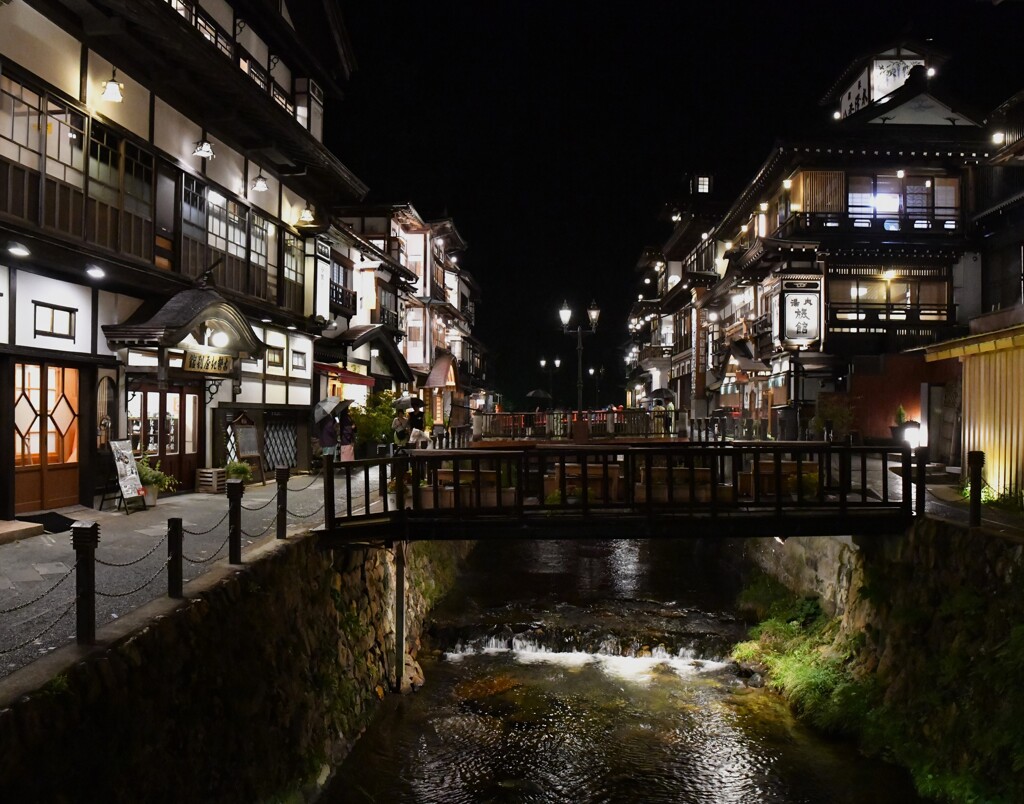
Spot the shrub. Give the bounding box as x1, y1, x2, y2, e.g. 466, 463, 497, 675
224, 460, 254, 482
349, 390, 396, 448
135, 455, 179, 492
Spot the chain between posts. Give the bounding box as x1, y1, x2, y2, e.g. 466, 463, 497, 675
0, 597, 78, 654
287, 466, 324, 492
183, 533, 231, 564
95, 531, 168, 567
241, 514, 278, 539
0, 563, 77, 614
95, 557, 172, 598
182, 511, 229, 536
240, 489, 278, 511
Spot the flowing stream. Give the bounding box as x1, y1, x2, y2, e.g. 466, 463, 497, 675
326, 539, 922, 803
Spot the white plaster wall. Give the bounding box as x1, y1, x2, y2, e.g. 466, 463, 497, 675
198, 0, 233, 33
205, 135, 246, 199
265, 380, 287, 405
86, 52, 149, 140
235, 376, 263, 404
96, 291, 144, 357
288, 382, 311, 406
237, 25, 269, 65
15, 271, 93, 354
153, 98, 203, 169
270, 59, 292, 92
281, 185, 308, 229
0, 1, 80, 99
0, 264, 8, 345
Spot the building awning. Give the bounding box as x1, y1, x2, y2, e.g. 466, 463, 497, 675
729, 339, 770, 372
102, 286, 264, 358
318, 324, 413, 383
313, 362, 375, 386
422, 353, 457, 388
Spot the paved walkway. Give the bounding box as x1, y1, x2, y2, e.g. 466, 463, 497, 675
2, 455, 1021, 683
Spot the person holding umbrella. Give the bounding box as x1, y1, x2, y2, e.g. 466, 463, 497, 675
338, 402, 356, 462
407, 398, 429, 448
317, 409, 339, 460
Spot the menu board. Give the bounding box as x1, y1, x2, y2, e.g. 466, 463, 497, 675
110, 440, 145, 500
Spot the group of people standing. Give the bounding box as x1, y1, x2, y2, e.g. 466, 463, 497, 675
391, 404, 430, 451
317, 408, 356, 463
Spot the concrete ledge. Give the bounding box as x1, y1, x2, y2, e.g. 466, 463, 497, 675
0, 520, 44, 545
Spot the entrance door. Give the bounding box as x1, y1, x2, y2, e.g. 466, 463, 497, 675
127, 383, 202, 491
14, 363, 80, 513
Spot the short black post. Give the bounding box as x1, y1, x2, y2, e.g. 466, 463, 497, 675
227, 479, 244, 564
323, 454, 335, 530
276, 466, 289, 539
167, 518, 183, 598
71, 521, 99, 645
915, 446, 929, 517
968, 450, 984, 527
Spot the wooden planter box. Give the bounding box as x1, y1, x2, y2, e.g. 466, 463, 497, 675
196, 468, 226, 494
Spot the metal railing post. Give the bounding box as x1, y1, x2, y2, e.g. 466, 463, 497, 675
227, 479, 244, 564
323, 454, 335, 527
168, 517, 183, 598
901, 448, 913, 518
968, 450, 984, 527
71, 521, 99, 645
915, 446, 928, 517
276, 467, 289, 539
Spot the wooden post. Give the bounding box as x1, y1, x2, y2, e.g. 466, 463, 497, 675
167, 518, 183, 598
393, 540, 406, 692
71, 521, 99, 645
227, 479, 243, 564
968, 450, 984, 527
276, 467, 289, 539
915, 446, 928, 517
323, 454, 335, 531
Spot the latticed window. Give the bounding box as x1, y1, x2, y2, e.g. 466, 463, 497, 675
43, 97, 85, 236
0, 74, 42, 223
250, 213, 271, 300
181, 175, 207, 278
122, 142, 154, 260
282, 231, 304, 312
87, 124, 121, 249
206, 189, 247, 292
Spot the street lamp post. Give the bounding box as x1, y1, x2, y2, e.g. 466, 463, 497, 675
539, 357, 561, 403
589, 366, 604, 408
559, 300, 600, 419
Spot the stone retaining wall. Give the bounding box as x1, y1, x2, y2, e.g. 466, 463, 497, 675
0, 534, 474, 802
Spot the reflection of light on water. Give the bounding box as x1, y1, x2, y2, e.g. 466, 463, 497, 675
609, 540, 641, 597
444, 640, 731, 683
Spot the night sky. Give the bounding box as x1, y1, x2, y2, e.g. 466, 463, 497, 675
330, 1, 1024, 409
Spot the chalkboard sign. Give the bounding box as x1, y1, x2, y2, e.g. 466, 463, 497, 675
233, 424, 260, 458
110, 440, 145, 501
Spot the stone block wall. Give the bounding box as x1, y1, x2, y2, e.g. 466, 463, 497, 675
0, 535, 474, 803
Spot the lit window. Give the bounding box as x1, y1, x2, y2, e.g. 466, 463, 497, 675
266, 347, 284, 367
291, 351, 306, 370
697, 176, 710, 193
34, 302, 76, 339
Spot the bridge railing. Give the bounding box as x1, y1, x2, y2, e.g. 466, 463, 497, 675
327, 441, 920, 528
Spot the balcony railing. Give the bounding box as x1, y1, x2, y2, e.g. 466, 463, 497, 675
329, 282, 357, 316
639, 345, 672, 362
778, 209, 961, 239
826, 302, 955, 328
374, 307, 400, 329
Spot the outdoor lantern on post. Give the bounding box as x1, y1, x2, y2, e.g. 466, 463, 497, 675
539, 356, 561, 402
559, 300, 601, 417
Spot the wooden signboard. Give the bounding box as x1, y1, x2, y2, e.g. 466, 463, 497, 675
109, 439, 147, 512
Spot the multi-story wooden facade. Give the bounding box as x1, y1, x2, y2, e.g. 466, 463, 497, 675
0, 0, 373, 516
630, 43, 994, 457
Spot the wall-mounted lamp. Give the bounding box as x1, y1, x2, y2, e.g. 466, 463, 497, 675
759, 202, 769, 212
299, 205, 315, 223
86, 266, 105, 278
210, 331, 230, 348
451, 255, 458, 264
370, 348, 380, 358
6, 241, 31, 257
193, 140, 215, 159
251, 173, 269, 192
832, 110, 841, 120
782, 179, 792, 190
100, 69, 124, 103
896, 169, 905, 179
993, 132, 1006, 145
708, 311, 719, 322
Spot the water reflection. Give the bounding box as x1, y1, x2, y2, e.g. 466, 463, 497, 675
327, 540, 922, 803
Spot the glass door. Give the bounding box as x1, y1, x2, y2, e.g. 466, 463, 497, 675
126, 383, 202, 491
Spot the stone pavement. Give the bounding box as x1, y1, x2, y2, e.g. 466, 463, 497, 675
0, 472, 382, 681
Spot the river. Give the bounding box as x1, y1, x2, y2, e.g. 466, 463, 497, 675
326, 539, 922, 803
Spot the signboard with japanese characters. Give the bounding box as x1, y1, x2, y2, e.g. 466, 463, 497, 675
183, 351, 233, 374
110, 439, 145, 501
782, 282, 820, 343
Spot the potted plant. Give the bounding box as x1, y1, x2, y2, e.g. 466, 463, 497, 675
136, 455, 178, 505
224, 460, 254, 483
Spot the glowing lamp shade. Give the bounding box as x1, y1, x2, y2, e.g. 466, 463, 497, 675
86, 266, 105, 279
587, 300, 601, 327
100, 70, 124, 103
210, 331, 230, 348
558, 301, 572, 327
251, 174, 269, 192
299, 206, 315, 224
7, 242, 31, 257
193, 140, 215, 159
902, 422, 921, 450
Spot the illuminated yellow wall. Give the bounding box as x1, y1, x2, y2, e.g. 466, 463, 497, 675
962, 348, 1024, 497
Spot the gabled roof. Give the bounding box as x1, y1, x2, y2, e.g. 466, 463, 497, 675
429, 218, 468, 252
319, 324, 413, 382
819, 39, 949, 106
841, 66, 983, 128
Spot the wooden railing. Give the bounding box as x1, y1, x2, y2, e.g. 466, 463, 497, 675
321, 441, 924, 543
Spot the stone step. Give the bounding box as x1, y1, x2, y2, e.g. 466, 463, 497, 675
0, 519, 45, 545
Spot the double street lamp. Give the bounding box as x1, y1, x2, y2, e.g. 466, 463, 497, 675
589, 366, 605, 408
559, 300, 601, 416
538, 356, 561, 403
